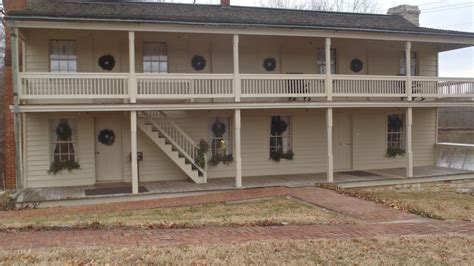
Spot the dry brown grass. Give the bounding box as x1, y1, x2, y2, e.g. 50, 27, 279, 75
0, 197, 360, 230
366, 191, 474, 221
1, 235, 472, 265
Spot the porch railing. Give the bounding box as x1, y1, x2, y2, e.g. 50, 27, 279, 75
17, 73, 474, 101
240, 74, 326, 98
19, 73, 130, 99
136, 74, 234, 99
436, 143, 474, 171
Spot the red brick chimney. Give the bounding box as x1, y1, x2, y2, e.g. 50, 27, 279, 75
221, 0, 230, 7
3, 0, 28, 190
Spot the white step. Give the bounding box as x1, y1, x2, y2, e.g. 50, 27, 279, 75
137, 119, 205, 184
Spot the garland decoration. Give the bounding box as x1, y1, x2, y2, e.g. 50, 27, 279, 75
48, 120, 80, 175
98, 55, 116, 71
48, 160, 80, 175
386, 147, 406, 158
263, 58, 277, 72
350, 58, 364, 73
191, 55, 206, 71
98, 129, 116, 146
270, 150, 294, 162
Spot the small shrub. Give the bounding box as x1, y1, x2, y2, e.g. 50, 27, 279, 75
0, 192, 16, 211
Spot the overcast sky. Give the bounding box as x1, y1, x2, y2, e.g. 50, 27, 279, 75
178, 0, 474, 77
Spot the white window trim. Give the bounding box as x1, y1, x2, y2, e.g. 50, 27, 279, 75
269, 114, 293, 155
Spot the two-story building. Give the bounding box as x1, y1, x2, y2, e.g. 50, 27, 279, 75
3, 0, 474, 202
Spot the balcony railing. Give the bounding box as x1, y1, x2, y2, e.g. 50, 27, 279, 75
18, 73, 474, 102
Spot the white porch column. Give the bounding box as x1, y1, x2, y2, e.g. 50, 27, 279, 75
129, 31, 137, 103
131, 111, 139, 194
234, 109, 242, 188
12, 28, 23, 192
325, 37, 333, 101
406, 107, 414, 178
233, 34, 241, 102
326, 108, 334, 182
405, 41, 412, 101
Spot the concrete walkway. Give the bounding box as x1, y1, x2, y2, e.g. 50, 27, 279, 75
0, 186, 471, 250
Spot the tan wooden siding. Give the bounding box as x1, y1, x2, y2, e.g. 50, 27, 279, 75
24, 113, 96, 188
22, 29, 439, 76
24, 108, 437, 188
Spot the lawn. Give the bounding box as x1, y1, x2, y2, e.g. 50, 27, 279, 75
1, 235, 472, 264
0, 196, 360, 230
355, 190, 474, 221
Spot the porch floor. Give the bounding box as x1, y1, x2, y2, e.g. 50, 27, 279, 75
22, 166, 473, 202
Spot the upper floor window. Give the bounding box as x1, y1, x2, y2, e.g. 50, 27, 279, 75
400, 51, 417, 76
143, 42, 168, 73
50, 40, 77, 72
270, 115, 292, 155
317, 48, 336, 74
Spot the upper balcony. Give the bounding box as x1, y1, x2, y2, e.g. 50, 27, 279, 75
14, 29, 474, 105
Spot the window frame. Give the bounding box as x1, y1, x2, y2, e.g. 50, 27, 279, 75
317, 48, 337, 74
399, 51, 417, 76
50, 119, 78, 163
49, 40, 77, 73
208, 117, 233, 157
386, 112, 406, 151
269, 115, 293, 156
143, 41, 169, 73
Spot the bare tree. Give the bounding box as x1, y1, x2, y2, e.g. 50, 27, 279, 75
258, 0, 379, 13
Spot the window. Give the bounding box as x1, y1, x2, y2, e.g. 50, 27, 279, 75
143, 42, 168, 73
387, 113, 405, 150
270, 115, 292, 154
209, 117, 232, 158
50, 119, 77, 163
317, 48, 336, 74
50, 40, 77, 72
400, 51, 417, 76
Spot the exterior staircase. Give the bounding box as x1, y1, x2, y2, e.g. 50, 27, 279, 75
138, 111, 207, 184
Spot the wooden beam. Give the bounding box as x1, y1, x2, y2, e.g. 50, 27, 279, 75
129, 31, 137, 103
406, 107, 414, 178
233, 34, 241, 102
405, 41, 412, 101
325, 38, 332, 101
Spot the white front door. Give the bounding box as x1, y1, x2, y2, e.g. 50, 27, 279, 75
333, 112, 353, 171
95, 116, 123, 182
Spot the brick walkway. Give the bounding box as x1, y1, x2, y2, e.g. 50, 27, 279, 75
0, 186, 471, 250
1, 221, 473, 250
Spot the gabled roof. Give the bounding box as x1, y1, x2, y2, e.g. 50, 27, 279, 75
7, 0, 474, 38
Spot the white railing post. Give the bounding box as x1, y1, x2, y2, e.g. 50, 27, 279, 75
326, 108, 334, 182
405, 41, 413, 101
129, 31, 137, 103
406, 107, 414, 178
325, 38, 333, 101
233, 34, 241, 102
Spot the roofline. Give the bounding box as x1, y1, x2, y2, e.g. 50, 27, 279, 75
6, 15, 474, 40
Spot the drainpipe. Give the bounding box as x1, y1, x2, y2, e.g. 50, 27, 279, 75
11, 27, 23, 196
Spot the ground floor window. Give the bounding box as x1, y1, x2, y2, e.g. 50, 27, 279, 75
386, 113, 406, 158
208, 117, 233, 165
50, 119, 77, 162
270, 115, 293, 161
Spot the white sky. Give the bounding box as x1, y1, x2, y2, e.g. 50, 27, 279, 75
178, 0, 474, 77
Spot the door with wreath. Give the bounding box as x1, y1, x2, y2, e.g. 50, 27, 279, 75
95, 116, 123, 182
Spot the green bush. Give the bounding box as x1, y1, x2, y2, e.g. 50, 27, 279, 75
0, 192, 16, 211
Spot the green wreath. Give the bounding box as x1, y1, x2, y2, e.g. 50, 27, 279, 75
212, 119, 226, 138
56, 120, 72, 141
98, 129, 116, 146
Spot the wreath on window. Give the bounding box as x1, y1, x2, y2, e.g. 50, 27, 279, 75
98, 129, 116, 146
56, 120, 72, 141
212, 119, 226, 138
388, 115, 403, 131
271, 116, 288, 135
191, 55, 206, 71
98, 55, 116, 71
350, 58, 364, 73
263, 58, 277, 72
